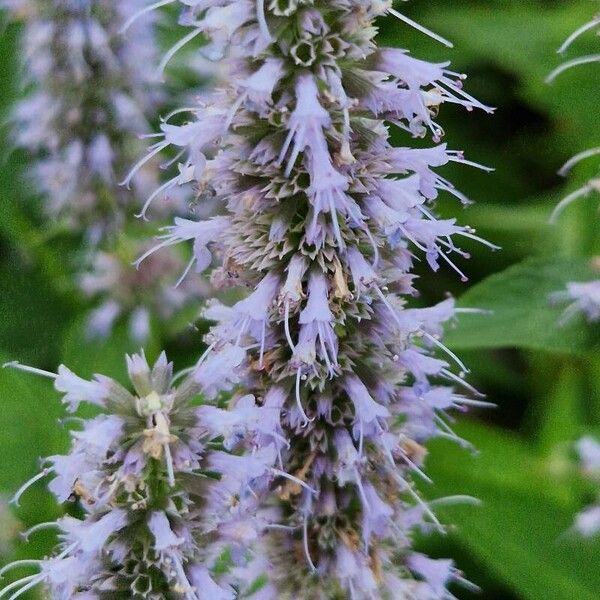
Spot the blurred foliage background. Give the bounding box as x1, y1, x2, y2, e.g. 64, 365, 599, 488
1, 0, 600, 598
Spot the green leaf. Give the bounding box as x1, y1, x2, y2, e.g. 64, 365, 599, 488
424, 420, 600, 600
446, 256, 599, 354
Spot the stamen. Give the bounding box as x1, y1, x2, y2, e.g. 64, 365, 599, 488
455, 307, 492, 315
174, 256, 196, 289
167, 551, 198, 600
20, 522, 60, 542
547, 54, 600, 83
136, 175, 179, 221
422, 331, 469, 374
397, 449, 433, 484
428, 495, 481, 508
395, 472, 444, 533
0, 575, 42, 600
295, 369, 314, 425
224, 93, 247, 131
161, 106, 198, 123
302, 516, 317, 572
448, 155, 495, 172
157, 29, 203, 79
353, 467, 370, 512
121, 141, 169, 188
163, 442, 176, 488
559, 147, 600, 176
388, 8, 453, 48
256, 0, 272, 42
3, 362, 57, 379
558, 15, 600, 54
441, 368, 484, 397
271, 468, 316, 494
11, 469, 52, 507
284, 300, 296, 352
549, 182, 595, 223
259, 319, 267, 369
119, 0, 175, 34
133, 237, 178, 269
0, 560, 42, 577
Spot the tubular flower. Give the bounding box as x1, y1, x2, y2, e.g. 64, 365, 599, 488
1, 351, 275, 599
2, 0, 160, 242
549, 278, 600, 324
131, 1, 494, 597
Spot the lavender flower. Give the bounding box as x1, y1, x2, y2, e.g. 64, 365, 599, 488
3, 0, 160, 242
1, 350, 276, 598
572, 436, 600, 537
79, 238, 207, 342
549, 279, 600, 324
126, 1, 495, 596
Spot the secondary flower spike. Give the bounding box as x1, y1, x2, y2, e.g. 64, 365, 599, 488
1, 351, 279, 598
131, 0, 495, 597
2, 0, 160, 242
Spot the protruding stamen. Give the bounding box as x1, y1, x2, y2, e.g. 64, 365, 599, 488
559, 147, 600, 176
422, 331, 469, 374
547, 54, 600, 83
119, 0, 175, 34
156, 29, 203, 79
121, 141, 169, 188
3, 362, 57, 379
20, 522, 60, 542
271, 468, 316, 494
256, 0, 272, 42
284, 300, 296, 352
388, 7, 453, 48
11, 469, 52, 507
0, 560, 42, 578
557, 15, 600, 54
302, 516, 317, 572
163, 442, 176, 488
549, 182, 596, 223
295, 369, 314, 425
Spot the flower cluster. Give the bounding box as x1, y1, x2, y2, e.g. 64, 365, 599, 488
1, 350, 284, 599
2, 0, 161, 241
129, 1, 494, 596
2, 0, 209, 341
548, 16, 600, 326
79, 238, 207, 342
